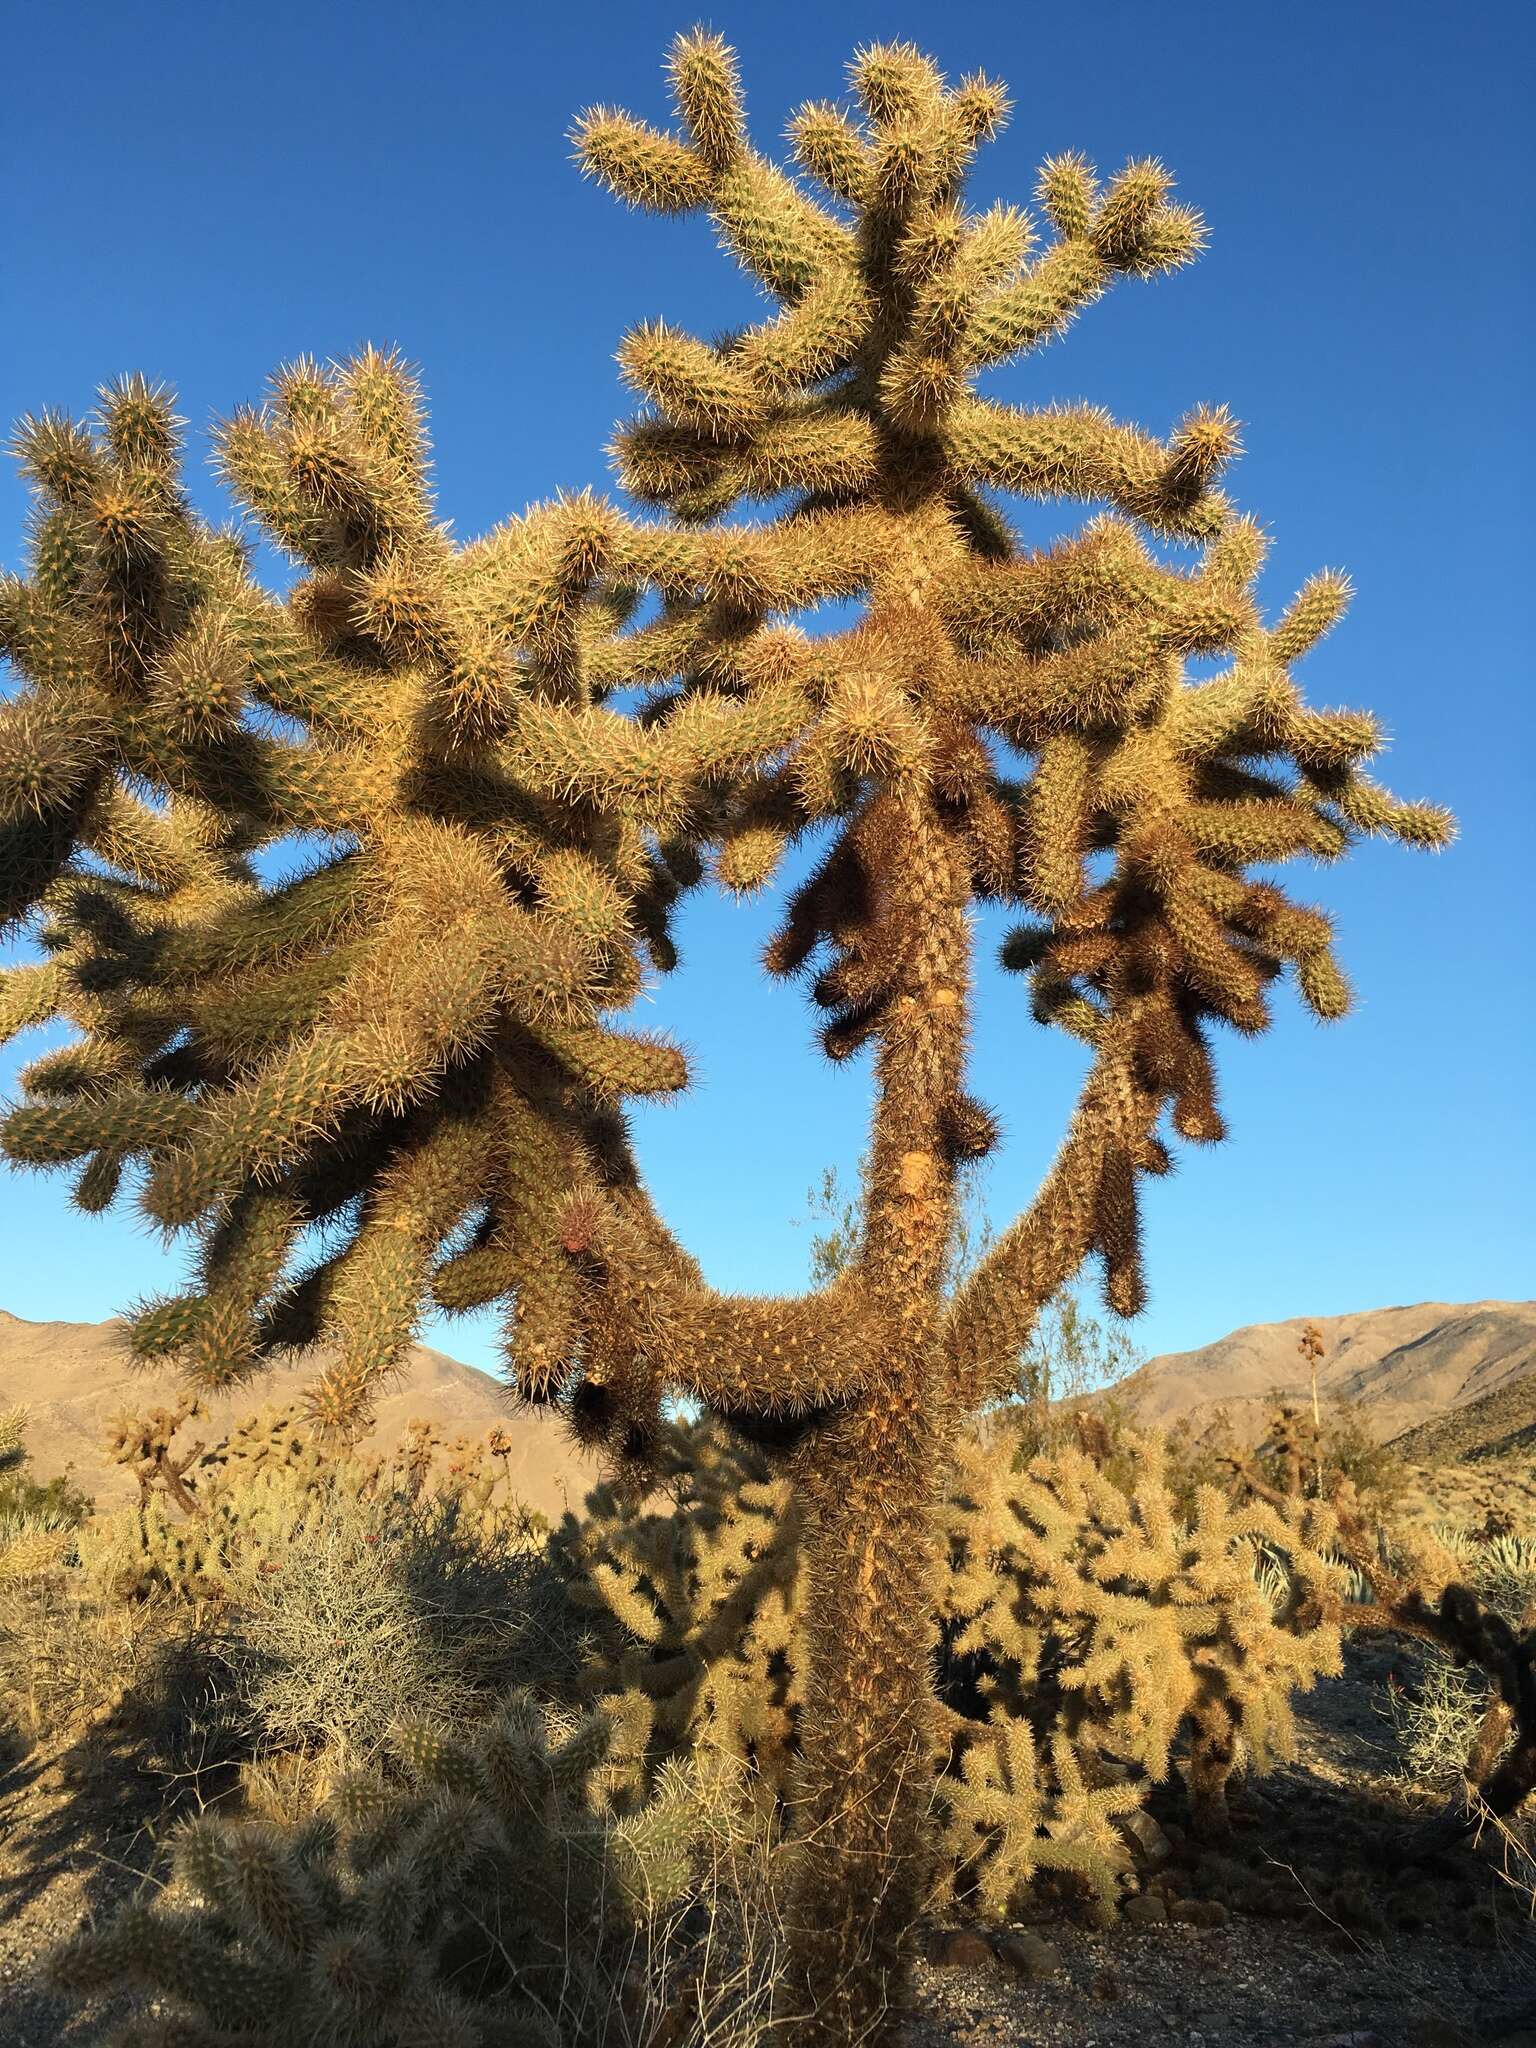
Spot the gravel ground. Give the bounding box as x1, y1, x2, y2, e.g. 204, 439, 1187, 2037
0, 1799, 143, 2047
911, 1914, 1536, 2048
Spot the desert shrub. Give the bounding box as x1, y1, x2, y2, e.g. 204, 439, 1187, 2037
1249, 1394, 1409, 1520
48, 1692, 732, 2048
1006, 1289, 1145, 1463
1384, 1529, 1536, 1794
2, 1401, 586, 1788
556, 1416, 1348, 1924
0, 1452, 94, 1530
0, 1405, 92, 1566
222, 1479, 575, 1766
0, 1549, 237, 1783
80, 1403, 549, 1603
0, 1409, 115, 1748
1386, 1654, 1497, 1790
72, 1403, 584, 1767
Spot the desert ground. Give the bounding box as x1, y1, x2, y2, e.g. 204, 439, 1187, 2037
3, 1300, 1532, 2047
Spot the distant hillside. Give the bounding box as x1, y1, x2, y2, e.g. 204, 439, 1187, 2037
1108, 1300, 1536, 1450
7, 1299, 1533, 1522
0, 1309, 605, 1522
1389, 1363, 1536, 1466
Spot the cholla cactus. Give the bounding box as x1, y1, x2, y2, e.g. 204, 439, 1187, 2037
939, 1430, 1347, 1851
562, 1418, 1347, 1925
556, 1419, 804, 1807
0, 352, 706, 1432
104, 1394, 211, 1513
81, 1400, 541, 1611
48, 1694, 718, 2048
1, 29, 1450, 2039
556, 33, 1446, 2032
81, 1406, 358, 1604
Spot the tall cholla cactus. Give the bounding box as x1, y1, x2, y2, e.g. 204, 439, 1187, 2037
0, 351, 737, 1429
1, 28, 1451, 2044
553, 32, 1449, 2038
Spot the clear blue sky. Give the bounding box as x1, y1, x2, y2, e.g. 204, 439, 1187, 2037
2, 0, 1531, 1376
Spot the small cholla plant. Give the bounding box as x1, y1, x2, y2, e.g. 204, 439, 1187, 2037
0, 29, 1449, 2043
48, 1695, 719, 2048
559, 1417, 1347, 1927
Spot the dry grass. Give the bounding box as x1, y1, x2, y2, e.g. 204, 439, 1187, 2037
0, 1561, 220, 1759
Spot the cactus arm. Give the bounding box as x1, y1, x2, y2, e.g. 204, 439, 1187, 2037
944, 1046, 1161, 1410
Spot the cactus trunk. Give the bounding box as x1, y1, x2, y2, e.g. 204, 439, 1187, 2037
784, 785, 970, 2042
789, 1385, 946, 2042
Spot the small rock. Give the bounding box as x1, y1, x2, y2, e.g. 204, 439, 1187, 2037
933, 1930, 994, 1971
1115, 1806, 1173, 1871
995, 1929, 1063, 1982
1121, 1892, 1169, 1926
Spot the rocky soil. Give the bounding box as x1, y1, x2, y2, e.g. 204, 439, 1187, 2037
909, 1633, 1535, 2047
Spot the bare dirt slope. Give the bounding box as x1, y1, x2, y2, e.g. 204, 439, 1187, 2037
1110, 1299, 1536, 1446
9, 1299, 1534, 1520
0, 1309, 605, 1523
1391, 1365, 1536, 1467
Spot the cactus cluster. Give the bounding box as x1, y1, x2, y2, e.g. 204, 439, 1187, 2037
558, 1415, 1347, 1925
0, 29, 1453, 2038
48, 1693, 719, 2048
0, 1405, 77, 1580
82, 1401, 543, 1606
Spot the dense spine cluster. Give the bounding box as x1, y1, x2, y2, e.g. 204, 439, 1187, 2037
0, 356, 714, 1433
0, 30, 1450, 2042
48, 1695, 714, 2047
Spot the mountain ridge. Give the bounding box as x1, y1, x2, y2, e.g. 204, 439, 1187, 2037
0, 1307, 601, 1522
3, 1297, 1532, 1512
1104, 1298, 1536, 1451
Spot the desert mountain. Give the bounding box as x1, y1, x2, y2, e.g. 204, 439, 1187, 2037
1389, 1361, 1536, 1466
0, 1309, 605, 1522
5, 1300, 1533, 1522
1108, 1299, 1536, 1449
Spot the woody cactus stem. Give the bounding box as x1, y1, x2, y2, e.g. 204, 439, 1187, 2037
788, 770, 974, 2030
